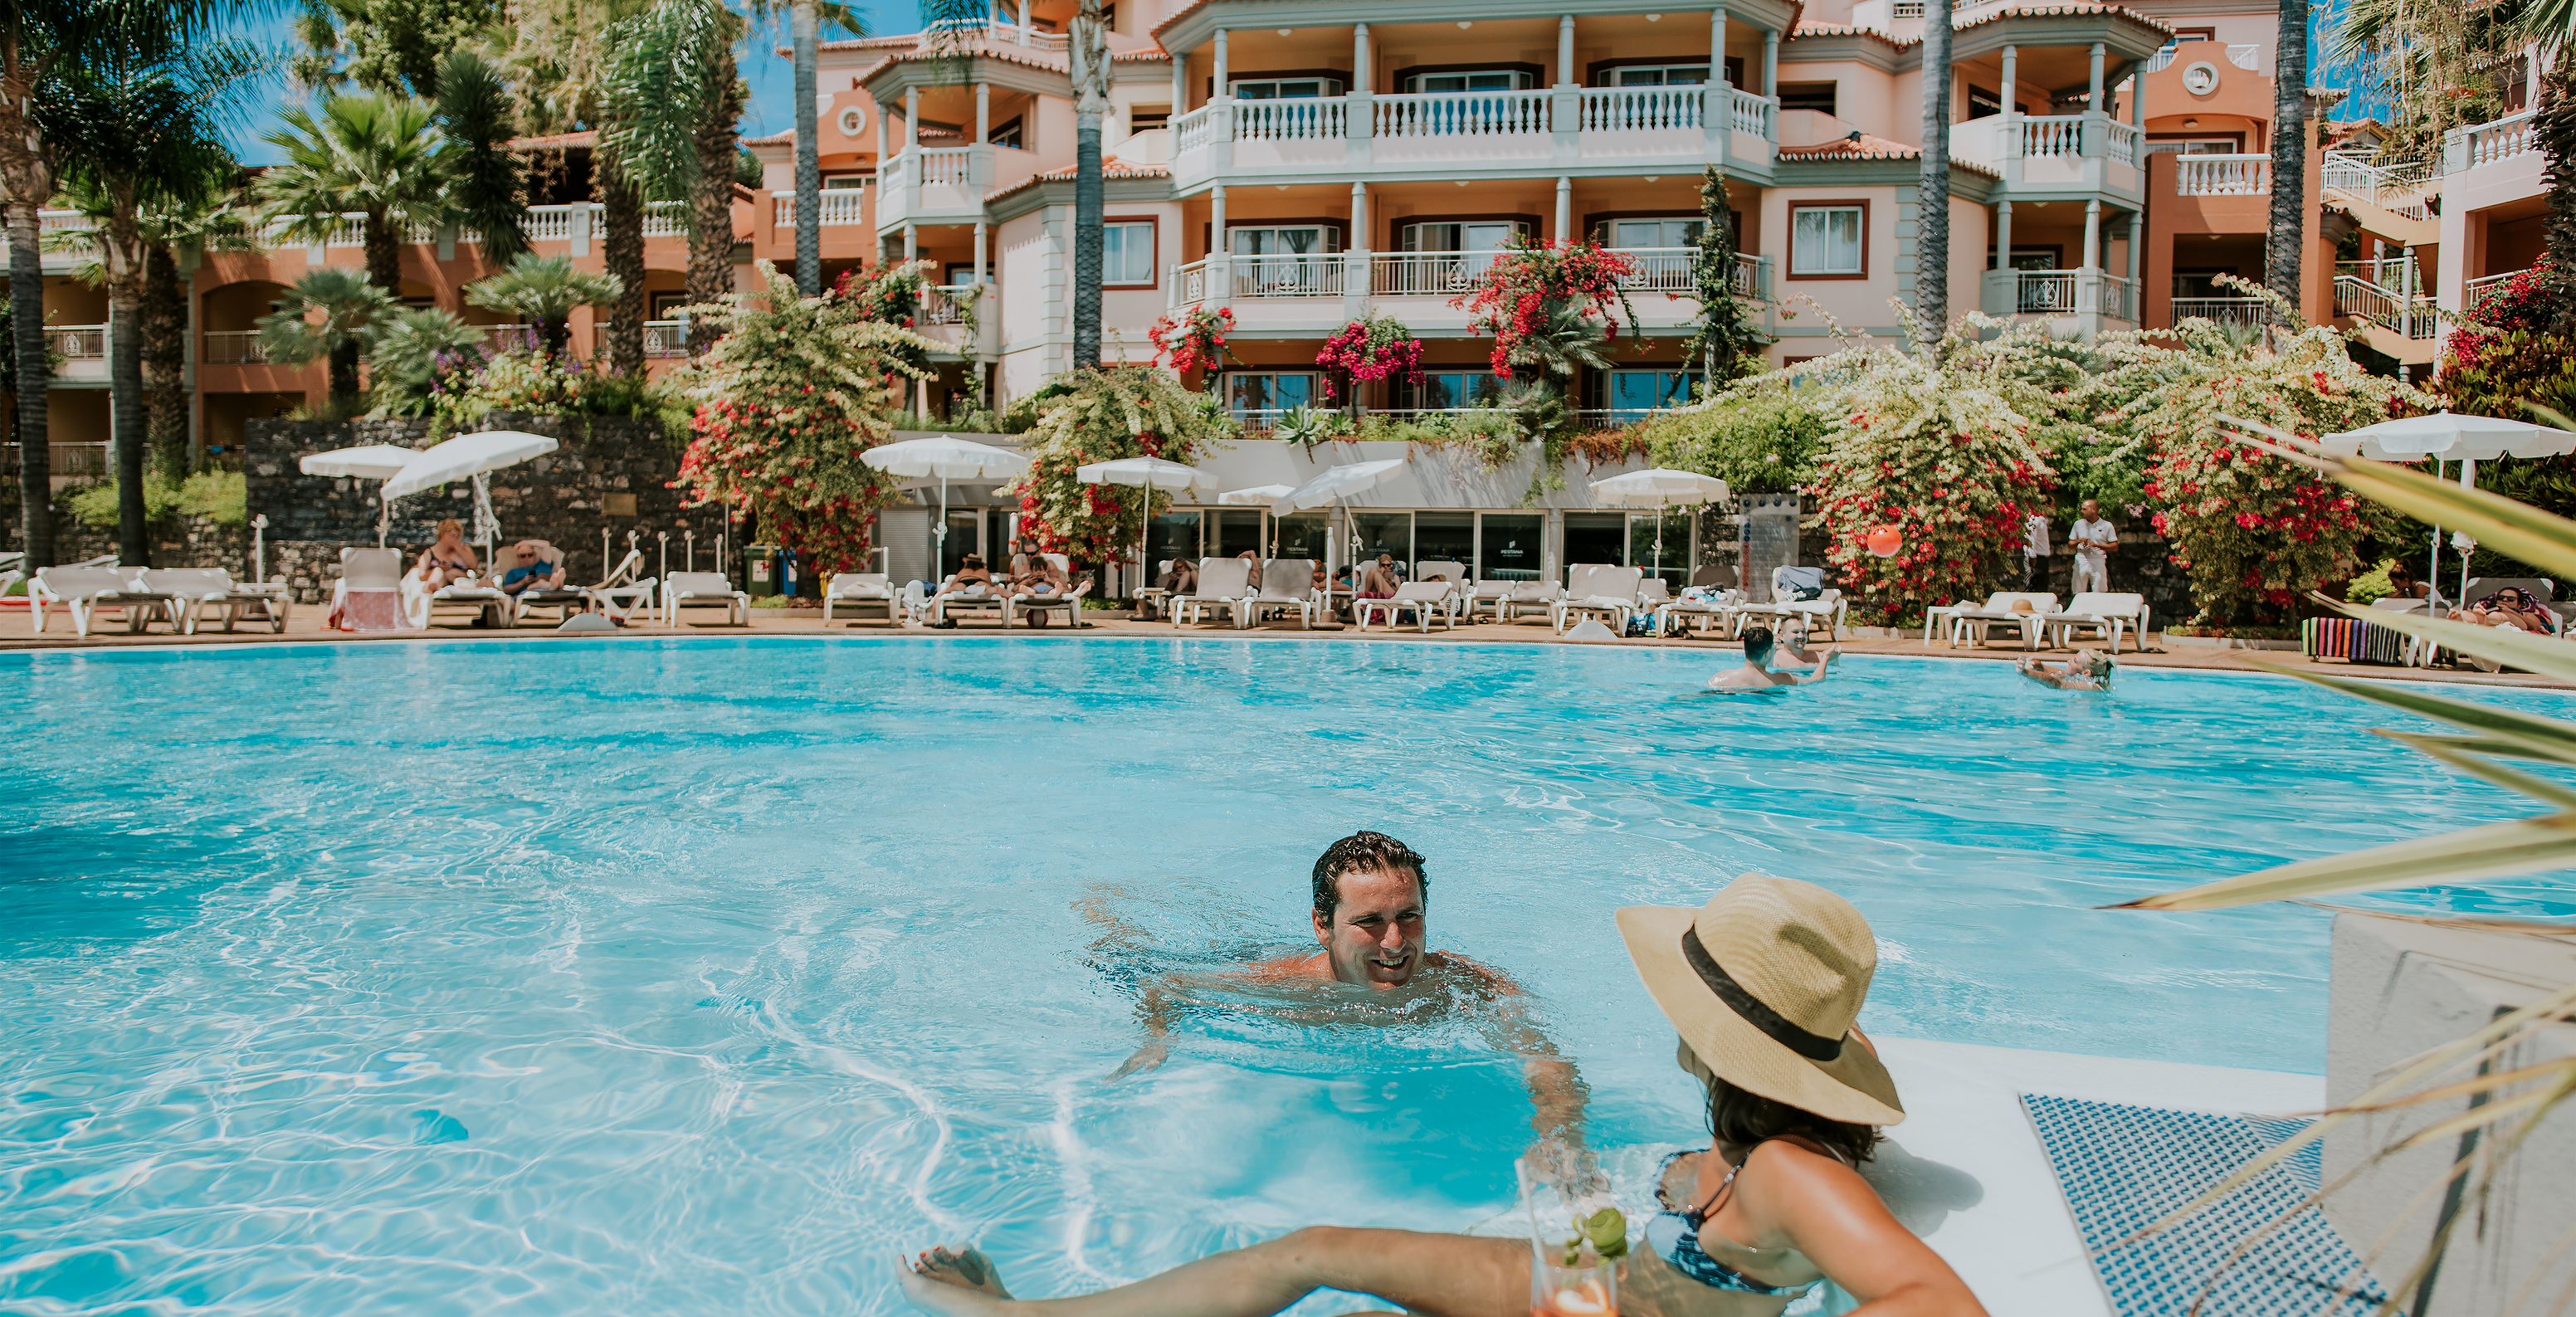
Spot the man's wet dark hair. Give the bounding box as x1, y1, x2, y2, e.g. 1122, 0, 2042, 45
1311, 831, 1427, 921
1740, 627, 1776, 665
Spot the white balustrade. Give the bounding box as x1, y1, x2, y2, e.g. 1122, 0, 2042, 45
1231, 256, 1344, 298
2466, 269, 2529, 314
38, 208, 90, 233
2334, 275, 2440, 339
1732, 252, 1769, 300
642, 201, 688, 237
1372, 89, 1549, 139
2144, 43, 2178, 73
916, 149, 973, 186
1891, 1, 1924, 14
1171, 257, 1212, 305
1173, 105, 1216, 154
2020, 115, 2083, 157
2227, 43, 2261, 70
642, 320, 691, 358
525, 204, 581, 241
2466, 111, 2536, 168
1616, 247, 1696, 293
1727, 88, 1774, 139
2092, 275, 2138, 321
2322, 151, 2432, 221
1371, 251, 1494, 296
1234, 97, 1345, 142
769, 189, 871, 227
922, 284, 980, 326
201, 331, 269, 365
2170, 297, 2268, 328
49, 324, 106, 359
2174, 154, 2270, 195
1578, 86, 1703, 132
2105, 120, 2140, 166
2011, 271, 2078, 313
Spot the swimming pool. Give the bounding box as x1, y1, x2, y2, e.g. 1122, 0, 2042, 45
5, 637, 2569, 1315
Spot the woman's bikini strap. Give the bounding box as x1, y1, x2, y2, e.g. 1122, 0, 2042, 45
1694, 1134, 1840, 1219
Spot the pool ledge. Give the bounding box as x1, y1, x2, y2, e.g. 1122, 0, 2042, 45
1865, 1036, 2323, 1317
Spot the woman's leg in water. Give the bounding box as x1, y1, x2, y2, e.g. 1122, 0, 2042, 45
904, 1227, 1527, 1317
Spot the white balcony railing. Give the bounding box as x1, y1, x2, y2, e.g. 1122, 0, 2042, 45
1892, 1, 1925, 14
2334, 276, 2440, 339
2466, 111, 2536, 168
2171, 297, 2269, 328
1235, 97, 1345, 141
2323, 151, 2432, 221
2105, 120, 2140, 166
1174, 105, 1217, 153
2021, 115, 2084, 157
642, 201, 687, 237
1372, 89, 1550, 139
50, 324, 107, 359
915, 148, 973, 186
2227, 42, 2261, 70
483, 323, 539, 352
525, 204, 582, 241
2012, 271, 2079, 313
1232, 256, 1346, 298
643, 319, 690, 358
924, 18, 1068, 51
770, 188, 871, 227
1727, 88, 1773, 138
39, 207, 90, 233
1370, 251, 1500, 296
1578, 85, 1702, 132
2175, 154, 2270, 195
2093, 274, 2138, 321
1173, 256, 1212, 305
202, 330, 269, 365
2336, 256, 2418, 292
2466, 269, 2530, 314
922, 283, 981, 326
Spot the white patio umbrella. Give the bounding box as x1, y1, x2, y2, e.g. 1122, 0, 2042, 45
1589, 468, 1732, 585
379, 430, 561, 558
861, 435, 1027, 576
300, 443, 422, 547
1271, 460, 1408, 592
1218, 484, 1296, 505
2323, 410, 2576, 600
1076, 456, 1217, 597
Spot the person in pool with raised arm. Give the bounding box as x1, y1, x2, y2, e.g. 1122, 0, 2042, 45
1106, 832, 1588, 1139
906, 876, 1986, 1317
1707, 627, 1832, 690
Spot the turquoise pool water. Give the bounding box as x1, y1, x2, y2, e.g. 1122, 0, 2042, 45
5, 637, 2570, 1315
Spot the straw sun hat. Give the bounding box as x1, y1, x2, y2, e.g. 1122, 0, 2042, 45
1617, 875, 1905, 1127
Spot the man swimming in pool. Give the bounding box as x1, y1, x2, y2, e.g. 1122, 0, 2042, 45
1105, 831, 1588, 1139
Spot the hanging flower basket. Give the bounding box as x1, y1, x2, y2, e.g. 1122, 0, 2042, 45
1149, 305, 1234, 378
1315, 313, 1424, 401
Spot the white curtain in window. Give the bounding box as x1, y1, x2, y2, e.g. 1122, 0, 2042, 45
1793, 208, 1861, 274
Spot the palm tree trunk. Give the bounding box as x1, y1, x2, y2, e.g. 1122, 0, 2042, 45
7, 202, 49, 568
363, 211, 401, 293
1915, 0, 1954, 343
792, 0, 820, 297
1071, 0, 1109, 368
143, 244, 188, 476
598, 156, 646, 374
2266, 0, 2307, 308
104, 207, 149, 566
689, 52, 745, 354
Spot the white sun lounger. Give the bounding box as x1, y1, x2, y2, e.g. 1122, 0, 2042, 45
1007, 555, 1091, 627
2040, 591, 2150, 653
1934, 591, 2057, 650
578, 550, 659, 622
661, 571, 749, 626
31, 565, 175, 637
1243, 558, 1318, 628
140, 568, 291, 635
1173, 556, 1256, 627
1491, 578, 1563, 623
823, 571, 900, 624
1657, 588, 1749, 638
1355, 580, 1458, 632
1554, 564, 1643, 634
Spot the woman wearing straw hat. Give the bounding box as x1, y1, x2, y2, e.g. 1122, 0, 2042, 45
903, 876, 1985, 1317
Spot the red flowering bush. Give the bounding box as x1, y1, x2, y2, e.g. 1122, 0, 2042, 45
670, 261, 939, 573
1315, 313, 1422, 401
1149, 305, 1233, 378
1451, 239, 1640, 379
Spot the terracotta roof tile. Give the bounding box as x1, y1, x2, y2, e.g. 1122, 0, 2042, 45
986, 159, 1171, 202
1776, 132, 2002, 177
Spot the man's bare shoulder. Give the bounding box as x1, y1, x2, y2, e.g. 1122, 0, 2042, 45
1426, 950, 1522, 998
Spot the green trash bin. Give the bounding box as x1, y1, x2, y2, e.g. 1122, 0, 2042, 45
744, 543, 780, 598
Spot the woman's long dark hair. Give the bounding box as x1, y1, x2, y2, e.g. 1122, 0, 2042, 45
1706, 1072, 1880, 1167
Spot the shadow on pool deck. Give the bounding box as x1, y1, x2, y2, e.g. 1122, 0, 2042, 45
2, 604, 2567, 690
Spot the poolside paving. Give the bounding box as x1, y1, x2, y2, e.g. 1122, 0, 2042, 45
7, 601, 2568, 690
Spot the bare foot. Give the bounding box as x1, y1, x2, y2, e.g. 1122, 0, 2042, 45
903, 1245, 1013, 1314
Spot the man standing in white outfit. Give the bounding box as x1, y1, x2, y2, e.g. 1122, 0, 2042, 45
2022, 512, 2052, 592
2070, 499, 2117, 595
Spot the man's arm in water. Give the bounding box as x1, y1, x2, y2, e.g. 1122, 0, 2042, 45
1109, 975, 1177, 1079
1454, 956, 1590, 1143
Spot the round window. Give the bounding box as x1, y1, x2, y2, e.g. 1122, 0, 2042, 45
837, 105, 866, 136
2182, 61, 2219, 95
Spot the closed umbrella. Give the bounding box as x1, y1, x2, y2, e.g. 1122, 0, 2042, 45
1590, 468, 1732, 585
1077, 456, 1216, 598
300, 443, 422, 547
380, 430, 561, 559
1271, 460, 1407, 598
861, 435, 1027, 578
2324, 411, 2576, 600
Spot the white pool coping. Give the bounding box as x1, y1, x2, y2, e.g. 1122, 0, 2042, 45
1867, 1036, 2325, 1317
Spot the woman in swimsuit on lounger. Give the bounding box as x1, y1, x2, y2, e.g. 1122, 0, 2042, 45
416, 519, 479, 588
903, 876, 1984, 1317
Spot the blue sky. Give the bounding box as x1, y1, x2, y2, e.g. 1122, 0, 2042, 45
227, 0, 921, 164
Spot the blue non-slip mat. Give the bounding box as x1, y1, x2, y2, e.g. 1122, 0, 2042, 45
2021, 1094, 2393, 1317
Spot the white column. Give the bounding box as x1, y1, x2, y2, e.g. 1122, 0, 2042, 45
1764, 30, 1778, 97
1213, 28, 1228, 90
1999, 44, 2016, 119
2082, 198, 2100, 271
1994, 199, 2012, 269
1559, 16, 1575, 84
1346, 181, 1371, 319
1173, 45, 1187, 111
1710, 8, 1728, 86
1018, 0, 1031, 46
1555, 176, 1572, 241
976, 82, 989, 140
1705, 7, 1730, 169
876, 105, 890, 165
1210, 184, 1228, 303
2087, 42, 2105, 109
1349, 181, 1369, 251
905, 87, 920, 149
974, 218, 989, 281
1354, 24, 1371, 90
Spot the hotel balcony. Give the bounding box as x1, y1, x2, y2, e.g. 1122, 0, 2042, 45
1168, 247, 1764, 338
47, 324, 109, 383
1978, 269, 2138, 334
1167, 84, 1778, 192
1949, 112, 2142, 202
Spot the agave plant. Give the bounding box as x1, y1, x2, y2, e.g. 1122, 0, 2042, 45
1271, 403, 1348, 451
2115, 414, 2576, 1315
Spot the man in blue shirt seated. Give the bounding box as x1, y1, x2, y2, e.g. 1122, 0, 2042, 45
498, 541, 565, 596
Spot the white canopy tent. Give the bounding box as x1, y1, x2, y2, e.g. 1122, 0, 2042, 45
861, 435, 1027, 580
1588, 468, 1733, 585
2323, 410, 2576, 601
1270, 460, 1408, 587
300, 443, 423, 547
1076, 456, 1217, 598
376, 431, 562, 559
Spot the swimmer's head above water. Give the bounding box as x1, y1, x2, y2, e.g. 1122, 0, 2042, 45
1310, 832, 1430, 989
1739, 627, 1777, 668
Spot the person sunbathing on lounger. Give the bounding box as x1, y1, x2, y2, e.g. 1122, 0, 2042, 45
950, 555, 997, 595
416, 519, 480, 588
1707, 627, 1832, 690
495, 542, 564, 596
2017, 649, 2114, 690
1359, 554, 1402, 599
2451, 587, 2555, 635
1008, 545, 1072, 629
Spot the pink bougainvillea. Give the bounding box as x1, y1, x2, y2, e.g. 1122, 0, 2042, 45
1315, 313, 1423, 400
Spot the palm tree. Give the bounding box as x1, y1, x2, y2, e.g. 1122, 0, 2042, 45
258, 267, 398, 401
433, 50, 529, 266
1069, 0, 1108, 368
500, 0, 659, 368
2266, 0, 2308, 309
1916, 0, 1954, 342
601, 0, 746, 353
257, 94, 456, 294
367, 305, 486, 415
44, 29, 250, 564
0, 0, 227, 568
466, 251, 622, 359
792, 0, 818, 295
